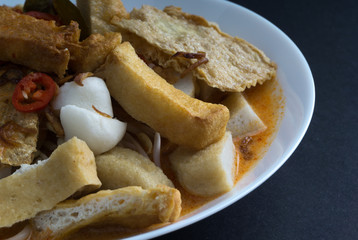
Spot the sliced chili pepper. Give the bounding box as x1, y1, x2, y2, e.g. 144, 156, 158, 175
12, 73, 56, 113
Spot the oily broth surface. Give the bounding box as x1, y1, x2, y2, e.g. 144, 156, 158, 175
60, 78, 285, 240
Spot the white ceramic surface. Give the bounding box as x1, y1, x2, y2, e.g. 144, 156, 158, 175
3, 0, 315, 239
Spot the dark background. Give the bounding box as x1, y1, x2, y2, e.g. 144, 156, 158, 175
155, 0, 358, 239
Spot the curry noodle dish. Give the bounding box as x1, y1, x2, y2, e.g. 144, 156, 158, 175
0, 0, 284, 239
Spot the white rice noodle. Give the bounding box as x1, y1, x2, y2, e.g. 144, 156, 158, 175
153, 132, 161, 168
4, 224, 32, 240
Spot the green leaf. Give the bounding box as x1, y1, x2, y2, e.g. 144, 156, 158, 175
52, 0, 90, 40
23, 0, 55, 14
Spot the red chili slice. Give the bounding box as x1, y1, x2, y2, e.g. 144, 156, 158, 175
12, 73, 56, 113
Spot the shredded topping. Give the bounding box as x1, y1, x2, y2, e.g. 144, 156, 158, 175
171, 51, 209, 77
74, 72, 93, 86
92, 105, 112, 118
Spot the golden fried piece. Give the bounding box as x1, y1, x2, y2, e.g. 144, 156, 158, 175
0, 102, 38, 166
96, 147, 174, 189
221, 92, 267, 139
0, 137, 101, 228
112, 5, 277, 92
77, 0, 129, 34
0, 6, 80, 76
169, 132, 237, 197
69, 32, 122, 73
31, 186, 181, 240
96, 42, 229, 150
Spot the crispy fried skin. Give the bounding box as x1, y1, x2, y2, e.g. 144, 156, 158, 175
68, 32, 122, 73
0, 6, 80, 76
31, 186, 181, 240
77, 0, 129, 34
0, 137, 101, 228
97, 42, 229, 150
0, 102, 38, 166
112, 5, 277, 92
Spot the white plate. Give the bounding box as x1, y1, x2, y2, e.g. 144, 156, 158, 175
5, 0, 315, 239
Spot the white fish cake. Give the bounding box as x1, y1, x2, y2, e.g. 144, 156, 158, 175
112, 5, 277, 92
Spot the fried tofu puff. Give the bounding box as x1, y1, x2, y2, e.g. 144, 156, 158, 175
31, 186, 181, 240
96, 42, 229, 150
169, 132, 237, 197
0, 137, 101, 228
76, 0, 129, 34
95, 147, 174, 189
0, 7, 80, 76
221, 92, 267, 139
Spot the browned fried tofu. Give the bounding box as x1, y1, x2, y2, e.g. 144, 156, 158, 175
31, 186, 181, 240
77, 0, 129, 34
0, 137, 101, 228
96, 42, 229, 150
0, 102, 38, 166
95, 147, 174, 189
68, 32, 122, 73
0, 6, 80, 76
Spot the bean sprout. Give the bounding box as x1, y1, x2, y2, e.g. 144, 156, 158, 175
4, 224, 32, 240
153, 132, 161, 168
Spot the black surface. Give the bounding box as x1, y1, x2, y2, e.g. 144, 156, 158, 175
154, 0, 358, 239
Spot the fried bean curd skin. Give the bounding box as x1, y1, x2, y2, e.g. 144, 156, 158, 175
96, 42, 229, 150
77, 0, 129, 34
31, 186, 181, 240
0, 7, 80, 76
0, 102, 38, 166
0, 137, 101, 228
112, 5, 277, 92
96, 147, 174, 189
170, 132, 237, 197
